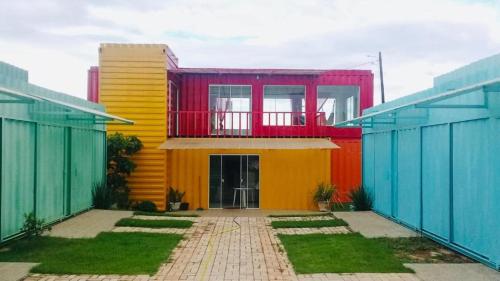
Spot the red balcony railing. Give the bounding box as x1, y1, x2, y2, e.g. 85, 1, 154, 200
168, 111, 333, 138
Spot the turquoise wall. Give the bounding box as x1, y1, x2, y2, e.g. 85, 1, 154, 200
362, 54, 500, 270
0, 62, 106, 241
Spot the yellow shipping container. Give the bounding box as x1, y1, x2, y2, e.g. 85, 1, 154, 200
99, 44, 168, 210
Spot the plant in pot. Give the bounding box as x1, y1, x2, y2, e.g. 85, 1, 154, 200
313, 183, 336, 212
168, 187, 185, 211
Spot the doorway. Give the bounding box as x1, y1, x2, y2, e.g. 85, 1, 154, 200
209, 155, 260, 209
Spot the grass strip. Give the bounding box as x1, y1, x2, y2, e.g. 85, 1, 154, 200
268, 212, 329, 218
134, 211, 199, 217
0, 232, 182, 275
116, 218, 193, 228
271, 219, 348, 229
278, 233, 413, 274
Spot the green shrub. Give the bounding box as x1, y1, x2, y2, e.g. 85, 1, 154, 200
106, 133, 143, 209
136, 201, 157, 212
22, 213, 50, 238
348, 186, 373, 211
313, 183, 336, 203
92, 182, 113, 209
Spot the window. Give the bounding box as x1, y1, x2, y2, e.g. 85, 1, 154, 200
263, 85, 305, 126
317, 85, 360, 125
209, 85, 251, 135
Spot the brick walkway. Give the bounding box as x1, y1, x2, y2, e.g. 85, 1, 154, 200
24, 215, 422, 281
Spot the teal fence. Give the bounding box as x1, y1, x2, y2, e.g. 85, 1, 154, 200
0, 62, 106, 241
359, 54, 500, 270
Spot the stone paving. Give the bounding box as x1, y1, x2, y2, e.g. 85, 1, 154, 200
152, 217, 296, 281
297, 273, 421, 281
333, 212, 417, 238
47, 209, 133, 238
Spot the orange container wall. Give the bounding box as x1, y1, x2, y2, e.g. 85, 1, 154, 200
99, 44, 168, 210
331, 139, 362, 202
167, 149, 331, 210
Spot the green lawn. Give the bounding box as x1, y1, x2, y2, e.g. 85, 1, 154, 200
278, 233, 413, 273
0, 232, 182, 275
271, 219, 348, 229
116, 218, 193, 228
134, 211, 199, 217
268, 212, 328, 218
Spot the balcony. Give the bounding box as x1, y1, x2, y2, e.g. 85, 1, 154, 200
168, 111, 336, 138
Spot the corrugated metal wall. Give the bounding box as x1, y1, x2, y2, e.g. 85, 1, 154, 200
362, 54, 500, 269
331, 139, 361, 202
177, 71, 372, 138
0, 62, 106, 242
167, 148, 331, 210
99, 44, 168, 210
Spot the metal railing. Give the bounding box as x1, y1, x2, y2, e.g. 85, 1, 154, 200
168, 111, 332, 137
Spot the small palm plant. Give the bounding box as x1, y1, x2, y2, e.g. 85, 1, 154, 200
168, 187, 185, 211
92, 182, 113, 209
313, 183, 336, 211
348, 186, 373, 211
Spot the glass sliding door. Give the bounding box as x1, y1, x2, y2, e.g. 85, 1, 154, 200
247, 155, 260, 208
209, 155, 222, 208
209, 155, 259, 209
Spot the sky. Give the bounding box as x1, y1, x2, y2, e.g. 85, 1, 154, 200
0, 0, 499, 104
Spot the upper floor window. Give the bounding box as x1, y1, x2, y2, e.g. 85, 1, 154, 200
209, 85, 251, 135
317, 85, 360, 125
263, 85, 305, 126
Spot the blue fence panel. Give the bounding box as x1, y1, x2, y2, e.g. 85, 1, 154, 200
362, 134, 375, 199
395, 128, 421, 228
373, 132, 392, 216
452, 119, 494, 259
421, 124, 450, 240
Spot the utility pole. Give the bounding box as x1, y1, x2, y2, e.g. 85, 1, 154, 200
378, 51, 386, 103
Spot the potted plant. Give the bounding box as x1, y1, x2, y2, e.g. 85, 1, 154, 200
313, 183, 335, 212
168, 187, 185, 211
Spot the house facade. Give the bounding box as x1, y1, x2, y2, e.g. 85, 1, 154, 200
89, 43, 373, 210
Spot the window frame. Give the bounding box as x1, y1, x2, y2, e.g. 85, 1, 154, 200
316, 85, 360, 126
208, 84, 253, 135
262, 84, 307, 126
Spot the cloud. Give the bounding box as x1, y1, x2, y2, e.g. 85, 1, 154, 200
0, 0, 499, 103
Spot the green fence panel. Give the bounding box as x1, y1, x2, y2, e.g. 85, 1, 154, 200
1, 120, 35, 239
70, 128, 94, 213
36, 124, 65, 223
93, 131, 106, 185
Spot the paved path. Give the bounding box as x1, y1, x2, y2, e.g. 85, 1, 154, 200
153, 217, 296, 280
0, 263, 38, 281
333, 211, 417, 238
405, 263, 500, 281
48, 210, 133, 238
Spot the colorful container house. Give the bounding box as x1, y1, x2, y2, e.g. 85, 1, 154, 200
89, 43, 373, 210
0, 61, 130, 242
336, 54, 500, 269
